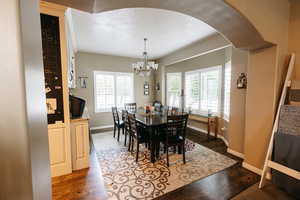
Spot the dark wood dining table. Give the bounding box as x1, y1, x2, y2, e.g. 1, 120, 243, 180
135, 112, 168, 163
123, 110, 168, 163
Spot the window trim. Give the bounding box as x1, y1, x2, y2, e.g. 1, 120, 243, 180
93, 71, 134, 113
223, 61, 231, 121
184, 66, 222, 115
166, 72, 182, 108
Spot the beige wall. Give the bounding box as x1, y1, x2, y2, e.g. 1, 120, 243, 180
156, 34, 230, 104
227, 47, 248, 154
165, 49, 225, 73
1, 0, 51, 199
160, 46, 249, 148
226, 0, 290, 170
162, 48, 228, 138
289, 0, 300, 79
71, 52, 155, 127
0, 1, 33, 199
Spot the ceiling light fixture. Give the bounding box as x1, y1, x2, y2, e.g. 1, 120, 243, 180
132, 38, 158, 76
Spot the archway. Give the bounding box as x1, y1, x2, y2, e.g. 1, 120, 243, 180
13, 0, 285, 199
44, 0, 272, 50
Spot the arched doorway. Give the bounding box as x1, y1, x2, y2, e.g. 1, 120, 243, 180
44, 0, 272, 50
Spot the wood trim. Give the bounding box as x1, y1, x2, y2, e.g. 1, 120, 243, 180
268, 161, 300, 180
187, 125, 228, 146
242, 162, 262, 175
227, 148, 244, 159
40, 1, 67, 13
41, 2, 72, 177
48, 123, 66, 129
90, 125, 114, 131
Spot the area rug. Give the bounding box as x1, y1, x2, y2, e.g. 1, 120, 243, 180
92, 132, 237, 200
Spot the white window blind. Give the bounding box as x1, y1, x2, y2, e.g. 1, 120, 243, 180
116, 73, 134, 108
223, 61, 231, 120
94, 71, 134, 112
185, 66, 221, 114
167, 73, 182, 107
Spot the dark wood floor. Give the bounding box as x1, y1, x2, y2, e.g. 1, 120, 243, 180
52, 128, 260, 200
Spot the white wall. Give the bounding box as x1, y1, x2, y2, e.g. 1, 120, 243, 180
0, 0, 51, 199
71, 52, 155, 128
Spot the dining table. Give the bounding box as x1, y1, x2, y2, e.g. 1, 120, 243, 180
134, 111, 168, 163
120, 109, 169, 163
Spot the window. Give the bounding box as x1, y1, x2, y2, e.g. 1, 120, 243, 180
223, 61, 231, 120
185, 66, 221, 114
94, 71, 134, 112
166, 73, 182, 107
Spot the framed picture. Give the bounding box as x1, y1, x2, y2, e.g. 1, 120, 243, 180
144, 83, 149, 89
144, 82, 149, 96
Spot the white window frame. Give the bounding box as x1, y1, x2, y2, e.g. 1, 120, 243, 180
166, 72, 182, 108
223, 61, 231, 121
184, 66, 222, 115
94, 71, 134, 113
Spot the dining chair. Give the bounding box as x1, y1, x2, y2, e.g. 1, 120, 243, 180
161, 114, 189, 167
153, 101, 162, 112
122, 110, 130, 147
112, 107, 124, 142
125, 103, 137, 112
127, 113, 149, 162
167, 106, 179, 115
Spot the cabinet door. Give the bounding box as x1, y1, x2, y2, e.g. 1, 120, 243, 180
71, 122, 90, 170
48, 127, 72, 177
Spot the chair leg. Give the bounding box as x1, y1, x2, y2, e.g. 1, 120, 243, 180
128, 134, 131, 151
131, 138, 134, 153
117, 127, 120, 142
124, 129, 127, 146
136, 141, 139, 162
182, 143, 186, 164
166, 145, 169, 167
113, 125, 116, 138
178, 144, 182, 154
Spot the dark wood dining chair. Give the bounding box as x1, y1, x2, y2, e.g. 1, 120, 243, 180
127, 113, 149, 162
112, 107, 124, 142
125, 103, 137, 112
167, 106, 179, 115
161, 114, 189, 167
122, 110, 130, 147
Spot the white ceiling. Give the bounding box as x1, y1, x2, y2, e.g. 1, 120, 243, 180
69, 8, 216, 59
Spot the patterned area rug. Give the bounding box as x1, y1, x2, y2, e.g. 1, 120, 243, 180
92, 132, 236, 200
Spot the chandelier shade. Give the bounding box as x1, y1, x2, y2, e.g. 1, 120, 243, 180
132, 38, 158, 76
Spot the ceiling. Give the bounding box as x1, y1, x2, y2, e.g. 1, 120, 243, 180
69, 8, 217, 59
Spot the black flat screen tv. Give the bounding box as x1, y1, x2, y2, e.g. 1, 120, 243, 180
69, 95, 86, 119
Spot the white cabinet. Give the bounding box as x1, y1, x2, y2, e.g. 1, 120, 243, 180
70, 119, 90, 170
48, 125, 72, 177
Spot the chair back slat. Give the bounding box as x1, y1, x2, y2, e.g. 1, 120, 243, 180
167, 106, 179, 115
127, 113, 137, 136
166, 114, 189, 139
112, 107, 120, 124
125, 103, 137, 112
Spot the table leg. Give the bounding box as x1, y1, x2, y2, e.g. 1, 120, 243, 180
207, 118, 210, 140
150, 127, 156, 163
214, 117, 218, 139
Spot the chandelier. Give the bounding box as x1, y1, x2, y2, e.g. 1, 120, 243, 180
132, 38, 158, 76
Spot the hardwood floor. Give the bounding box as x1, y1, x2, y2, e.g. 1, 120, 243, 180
52, 128, 260, 200
52, 151, 107, 200
155, 129, 260, 200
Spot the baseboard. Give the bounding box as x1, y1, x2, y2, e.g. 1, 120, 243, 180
227, 148, 245, 159
90, 125, 114, 132
242, 162, 262, 175
187, 125, 229, 146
